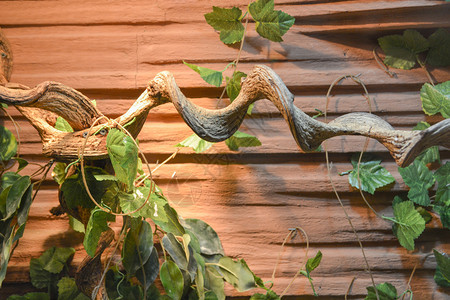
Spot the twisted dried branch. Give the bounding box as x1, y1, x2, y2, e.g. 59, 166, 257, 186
1, 64, 448, 166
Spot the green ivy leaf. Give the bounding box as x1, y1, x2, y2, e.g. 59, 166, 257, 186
160, 260, 184, 300
225, 131, 262, 151
60, 167, 112, 211
106, 128, 139, 191
7, 293, 50, 300
434, 162, 450, 206
392, 201, 425, 250
416, 207, 432, 224
204, 7, 245, 45
182, 219, 225, 256
249, 0, 295, 42
176, 133, 215, 153
0, 126, 17, 162
30, 247, 75, 289
55, 117, 74, 133
433, 204, 450, 229
378, 30, 429, 69
420, 81, 450, 118
57, 277, 89, 300
398, 160, 435, 206
433, 249, 450, 287
346, 154, 395, 195
83, 208, 115, 257
412, 122, 440, 164
427, 28, 450, 67
184, 62, 224, 87
365, 282, 398, 300
250, 290, 280, 300
217, 257, 256, 292
122, 219, 154, 277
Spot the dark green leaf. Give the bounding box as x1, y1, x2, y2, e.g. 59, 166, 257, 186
3, 176, 31, 220
225, 131, 261, 151
57, 277, 89, 300
55, 117, 74, 133
83, 208, 115, 257
226, 71, 247, 102
433, 249, 450, 287
1, 172, 21, 190
434, 162, 449, 206
106, 128, 139, 190
0, 224, 14, 286
427, 28, 450, 67
347, 154, 395, 194
365, 282, 398, 300
305, 251, 322, 274
7, 293, 50, 300
398, 160, 435, 206
433, 204, 450, 229
135, 247, 159, 292
249, 0, 295, 42
162, 233, 196, 281
16, 183, 33, 227
176, 134, 214, 153
153, 203, 185, 236
378, 30, 428, 69
182, 219, 224, 256
412, 122, 440, 164
183, 62, 224, 87
0, 126, 17, 162
39, 247, 75, 274
204, 7, 245, 44
60, 167, 112, 211
122, 219, 154, 277
392, 201, 425, 250
14, 157, 29, 173
420, 81, 450, 118
218, 257, 256, 292
160, 260, 184, 300
30, 247, 75, 289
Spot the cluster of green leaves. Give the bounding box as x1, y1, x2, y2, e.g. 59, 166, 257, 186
7, 247, 88, 300
0, 114, 33, 287
378, 28, 450, 70
46, 120, 262, 299
180, 0, 295, 154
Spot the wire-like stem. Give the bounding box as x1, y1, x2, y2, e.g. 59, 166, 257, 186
324, 75, 379, 300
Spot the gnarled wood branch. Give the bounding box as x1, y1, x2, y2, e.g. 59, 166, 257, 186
1, 64, 449, 166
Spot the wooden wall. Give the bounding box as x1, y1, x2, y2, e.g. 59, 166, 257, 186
1, 0, 449, 299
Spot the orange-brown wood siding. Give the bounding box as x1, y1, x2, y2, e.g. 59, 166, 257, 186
1, 1, 449, 299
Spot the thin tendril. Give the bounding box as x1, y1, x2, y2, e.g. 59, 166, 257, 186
279, 227, 310, 298
324, 75, 379, 300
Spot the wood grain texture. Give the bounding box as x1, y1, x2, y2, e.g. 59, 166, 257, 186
1, 0, 449, 299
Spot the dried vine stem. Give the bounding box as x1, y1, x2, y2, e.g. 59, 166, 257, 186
1, 65, 449, 166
